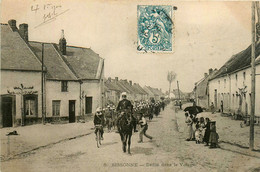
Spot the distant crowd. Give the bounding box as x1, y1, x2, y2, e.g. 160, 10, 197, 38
101, 99, 170, 133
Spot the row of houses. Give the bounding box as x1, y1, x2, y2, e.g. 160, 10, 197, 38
194, 42, 260, 116
0, 19, 165, 128
0, 20, 104, 128
104, 77, 165, 106
168, 89, 191, 101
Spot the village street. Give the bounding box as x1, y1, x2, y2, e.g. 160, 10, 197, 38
1, 102, 260, 172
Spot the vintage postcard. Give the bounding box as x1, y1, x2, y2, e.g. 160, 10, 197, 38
1, 0, 260, 172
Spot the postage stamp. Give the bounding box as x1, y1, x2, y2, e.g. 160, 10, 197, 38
137, 5, 174, 52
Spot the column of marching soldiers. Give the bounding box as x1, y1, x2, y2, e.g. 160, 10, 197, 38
102, 98, 171, 133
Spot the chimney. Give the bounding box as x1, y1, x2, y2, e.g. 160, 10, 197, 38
129, 80, 132, 86
8, 19, 17, 31
108, 77, 111, 82
19, 23, 28, 42
59, 30, 67, 55
115, 77, 118, 81
204, 73, 208, 78
209, 68, 213, 75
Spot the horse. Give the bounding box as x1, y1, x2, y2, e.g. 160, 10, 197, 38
117, 112, 133, 154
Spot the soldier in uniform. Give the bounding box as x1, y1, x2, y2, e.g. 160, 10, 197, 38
105, 105, 113, 132
116, 92, 138, 132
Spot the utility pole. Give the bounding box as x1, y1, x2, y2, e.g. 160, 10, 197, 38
177, 80, 181, 101
42, 43, 45, 125
250, 1, 256, 151
167, 71, 176, 98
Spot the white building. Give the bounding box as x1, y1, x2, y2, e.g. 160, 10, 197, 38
0, 20, 45, 127
0, 20, 104, 127
29, 35, 104, 123
208, 43, 260, 117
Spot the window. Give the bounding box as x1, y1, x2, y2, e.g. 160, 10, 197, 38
52, 100, 61, 116
224, 79, 226, 88
24, 94, 38, 116
243, 72, 246, 80
61, 81, 68, 92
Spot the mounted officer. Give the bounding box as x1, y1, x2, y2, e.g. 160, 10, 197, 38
116, 92, 138, 132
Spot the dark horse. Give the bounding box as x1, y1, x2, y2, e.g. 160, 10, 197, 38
117, 112, 133, 154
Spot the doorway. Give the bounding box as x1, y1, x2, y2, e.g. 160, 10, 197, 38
214, 89, 218, 109
85, 97, 93, 114
1, 96, 13, 127
69, 100, 76, 123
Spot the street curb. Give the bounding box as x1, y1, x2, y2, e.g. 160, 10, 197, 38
1, 130, 94, 162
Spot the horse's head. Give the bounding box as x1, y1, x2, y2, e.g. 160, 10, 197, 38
118, 112, 133, 132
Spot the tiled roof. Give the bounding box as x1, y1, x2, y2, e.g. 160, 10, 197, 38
29, 41, 103, 81
55, 45, 102, 80
147, 86, 159, 96
211, 43, 260, 80
143, 86, 155, 96
29, 42, 78, 80
114, 81, 130, 93
105, 80, 121, 92
1, 24, 42, 71
130, 83, 144, 95
118, 80, 137, 94
132, 83, 147, 95
196, 70, 218, 97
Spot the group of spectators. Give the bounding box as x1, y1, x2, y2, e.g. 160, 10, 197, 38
185, 112, 219, 148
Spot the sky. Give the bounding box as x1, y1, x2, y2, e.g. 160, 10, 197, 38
1, 0, 252, 93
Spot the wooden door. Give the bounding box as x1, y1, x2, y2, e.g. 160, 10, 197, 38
69, 100, 76, 123
85, 97, 93, 114
2, 97, 13, 127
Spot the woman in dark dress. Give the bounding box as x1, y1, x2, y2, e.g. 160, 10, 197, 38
209, 121, 219, 148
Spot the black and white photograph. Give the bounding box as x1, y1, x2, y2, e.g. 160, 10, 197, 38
0, 0, 260, 172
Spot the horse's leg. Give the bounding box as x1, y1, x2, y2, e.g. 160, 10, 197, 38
128, 134, 132, 154
119, 133, 125, 152
119, 132, 123, 141
123, 134, 127, 152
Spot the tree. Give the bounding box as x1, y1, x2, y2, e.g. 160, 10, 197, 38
167, 71, 176, 98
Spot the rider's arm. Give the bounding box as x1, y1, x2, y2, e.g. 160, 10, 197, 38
116, 101, 121, 112
93, 115, 98, 125
101, 115, 105, 126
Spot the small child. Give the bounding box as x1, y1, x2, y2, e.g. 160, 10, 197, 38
195, 123, 202, 144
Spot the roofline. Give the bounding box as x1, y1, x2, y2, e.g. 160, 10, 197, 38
29, 41, 100, 52
52, 44, 80, 79
209, 61, 260, 81
115, 82, 131, 93
0, 68, 46, 72
46, 78, 79, 82
81, 78, 101, 81
96, 58, 104, 79
16, 30, 46, 70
